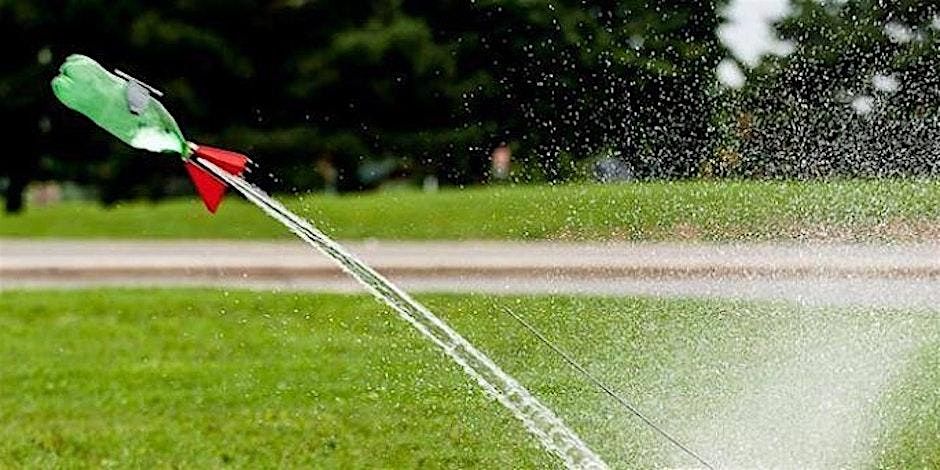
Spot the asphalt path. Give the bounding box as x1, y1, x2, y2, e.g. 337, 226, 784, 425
2, 239, 938, 308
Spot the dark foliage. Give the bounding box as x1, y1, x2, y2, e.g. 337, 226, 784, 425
0, 0, 720, 210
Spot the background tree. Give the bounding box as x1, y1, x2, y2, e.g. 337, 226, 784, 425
721, 0, 939, 178
426, 0, 721, 181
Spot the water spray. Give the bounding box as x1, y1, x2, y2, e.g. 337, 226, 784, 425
503, 307, 716, 469
51, 54, 609, 469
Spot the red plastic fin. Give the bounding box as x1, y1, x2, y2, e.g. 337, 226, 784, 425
185, 160, 227, 213
192, 145, 249, 176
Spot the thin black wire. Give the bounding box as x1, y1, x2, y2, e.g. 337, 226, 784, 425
503, 307, 716, 470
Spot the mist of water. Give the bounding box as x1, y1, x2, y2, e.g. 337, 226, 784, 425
674, 311, 920, 468
197, 157, 608, 469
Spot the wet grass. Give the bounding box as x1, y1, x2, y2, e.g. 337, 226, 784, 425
1, 289, 937, 468
875, 343, 940, 469
2, 179, 938, 240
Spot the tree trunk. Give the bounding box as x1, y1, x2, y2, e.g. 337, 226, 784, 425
5, 175, 25, 213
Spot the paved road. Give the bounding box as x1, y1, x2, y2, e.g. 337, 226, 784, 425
2, 239, 938, 308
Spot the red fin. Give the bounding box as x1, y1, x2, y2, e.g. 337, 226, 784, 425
193, 145, 249, 176
185, 160, 227, 213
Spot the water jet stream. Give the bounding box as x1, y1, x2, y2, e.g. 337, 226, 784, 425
197, 157, 608, 469
503, 306, 715, 469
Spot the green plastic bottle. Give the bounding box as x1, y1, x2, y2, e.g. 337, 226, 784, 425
51, 54, 189, 157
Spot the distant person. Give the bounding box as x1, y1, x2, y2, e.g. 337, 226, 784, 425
491, 145, 511, 180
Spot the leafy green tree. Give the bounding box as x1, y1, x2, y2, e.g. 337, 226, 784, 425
723, 0, 939, 178
425, 0, 721, 180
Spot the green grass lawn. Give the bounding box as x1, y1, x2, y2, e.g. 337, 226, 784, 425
1, 289, 937, 468
2, 179, 938, 240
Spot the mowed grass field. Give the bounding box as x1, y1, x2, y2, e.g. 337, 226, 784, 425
1, 289, 937, 468
2, 179, 938, 240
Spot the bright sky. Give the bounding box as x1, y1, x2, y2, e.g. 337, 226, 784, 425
716, 0, 794, 88
719, 0, 794, 67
